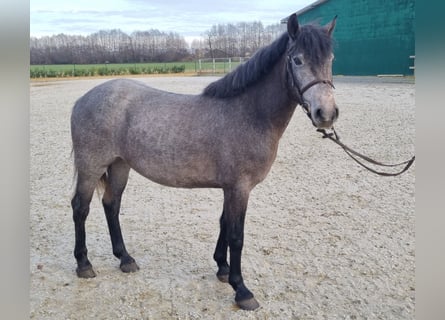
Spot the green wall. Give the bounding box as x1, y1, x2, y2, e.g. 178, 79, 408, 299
297, 0, 415, 75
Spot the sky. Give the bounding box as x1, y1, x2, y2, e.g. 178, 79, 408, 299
30, 0, 313, 44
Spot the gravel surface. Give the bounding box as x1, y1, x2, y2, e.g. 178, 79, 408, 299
30, 76, 415, 319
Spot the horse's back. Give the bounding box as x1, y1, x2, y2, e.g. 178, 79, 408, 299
72, 79, 150, 117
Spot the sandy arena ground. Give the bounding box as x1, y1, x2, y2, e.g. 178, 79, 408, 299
30, 75, 415, 319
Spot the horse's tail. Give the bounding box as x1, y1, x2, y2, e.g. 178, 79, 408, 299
71, 147, 77, 197
97, 172, 107, 197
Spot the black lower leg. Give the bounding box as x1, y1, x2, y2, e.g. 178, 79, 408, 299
213, 211, 229, 282
224, 187, 260, 310
228, 235, 259, 310
72, 194, 96, 278
103, 199, 139, 273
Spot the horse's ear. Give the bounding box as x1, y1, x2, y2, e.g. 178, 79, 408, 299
287, 13, 299, 40
326, 15, 337, 36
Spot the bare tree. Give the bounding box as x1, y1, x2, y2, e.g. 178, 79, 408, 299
199, 21, 285, 59
31, 29, 191, 64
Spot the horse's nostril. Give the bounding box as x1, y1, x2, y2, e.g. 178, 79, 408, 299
335, 106, 339, 119
315, 108, 323, 120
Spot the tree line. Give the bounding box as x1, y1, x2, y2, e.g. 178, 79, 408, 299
192, 22, 285, 59
30, 29, 189, 64
30, 21, 286, 65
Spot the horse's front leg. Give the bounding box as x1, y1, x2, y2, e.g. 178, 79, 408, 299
213, 210, 230, 282
223, 187, 260, 310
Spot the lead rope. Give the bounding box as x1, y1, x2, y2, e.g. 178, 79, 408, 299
316, 127, 415, 177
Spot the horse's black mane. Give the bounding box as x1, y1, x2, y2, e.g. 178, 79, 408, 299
202, 33, 289, 99
202, 23, 332, 99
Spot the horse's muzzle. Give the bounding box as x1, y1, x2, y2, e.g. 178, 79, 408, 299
312, 105, 339, 129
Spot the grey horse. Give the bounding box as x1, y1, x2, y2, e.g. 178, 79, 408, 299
70, 14, 337, 310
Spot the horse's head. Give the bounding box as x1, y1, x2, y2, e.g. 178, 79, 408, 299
286, 14, 338, 129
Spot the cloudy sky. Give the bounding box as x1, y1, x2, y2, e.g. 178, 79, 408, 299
30, 0, 313, 43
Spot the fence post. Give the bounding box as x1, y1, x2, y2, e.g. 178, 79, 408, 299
409, 55, 415, 74
212, 58, 216, 74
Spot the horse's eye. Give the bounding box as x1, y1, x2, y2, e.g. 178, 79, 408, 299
293, 57, 303, 66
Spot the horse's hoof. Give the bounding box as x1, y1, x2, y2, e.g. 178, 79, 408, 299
237, 297, 260, 310
217, 273, 229, 283
120, 261, 140, 273
216, 265, 230, 283
76, 266, 96, 278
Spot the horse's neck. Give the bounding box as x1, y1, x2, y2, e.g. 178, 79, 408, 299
246, 58, 297, 138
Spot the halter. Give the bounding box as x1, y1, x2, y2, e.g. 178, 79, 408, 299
286, 54, 335, 119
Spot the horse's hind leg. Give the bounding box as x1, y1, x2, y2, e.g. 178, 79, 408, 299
72, 171, 101, 278
102, 158, 139, 273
